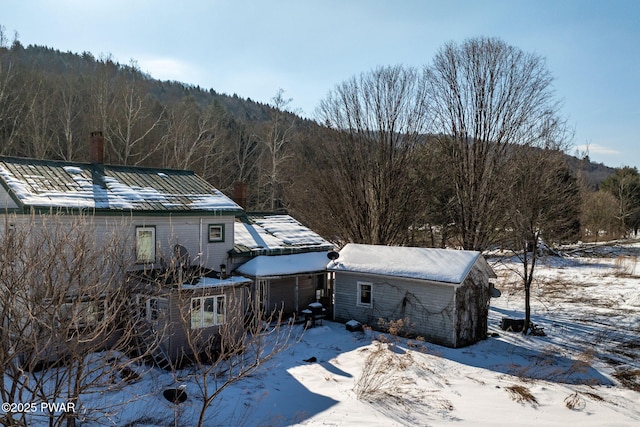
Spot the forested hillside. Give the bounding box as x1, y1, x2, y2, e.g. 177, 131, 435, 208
1, 35, 632, 248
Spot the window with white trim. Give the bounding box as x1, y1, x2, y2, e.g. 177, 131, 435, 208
208, 224, 225, 242
136, 226, 156, 263
357, 281, 373, 307
191, 295, 226, 329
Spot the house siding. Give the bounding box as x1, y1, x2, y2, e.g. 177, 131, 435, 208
2, 213, 235, 273
0, 186, 17, 209
333, 271, 457, 347
131, 215, 234, 271
162, 284, 247, 363
267, 275, 316, 315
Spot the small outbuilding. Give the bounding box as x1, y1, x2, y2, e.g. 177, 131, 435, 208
328, 244, 497, 348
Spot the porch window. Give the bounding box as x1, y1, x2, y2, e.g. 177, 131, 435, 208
191, 295, 226, 329
58, 298, 106, 332
137, 296, 167, 322
136, 226, 156, 263
208, 224, 225, 242
357, 282, 373, 307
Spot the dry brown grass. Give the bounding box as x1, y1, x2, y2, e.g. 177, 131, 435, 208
612, 368, 640, 392
583, 391, 604, 401
564, 392, 585, 410
565, 390, 606, 410
614, 255, 639, 277
354, 342, 415, 399
506, 384, 538, 405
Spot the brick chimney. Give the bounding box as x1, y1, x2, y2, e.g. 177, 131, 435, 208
233, 182, 247, 210
89, 131, 104, 164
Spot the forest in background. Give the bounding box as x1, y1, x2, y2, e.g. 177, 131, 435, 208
1, 30, 637, 250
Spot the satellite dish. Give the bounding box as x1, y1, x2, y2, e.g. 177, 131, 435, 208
327, 251, 339, 261
491, 287, 502, 298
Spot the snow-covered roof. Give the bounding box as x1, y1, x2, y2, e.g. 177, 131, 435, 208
236, 251, 330, 277
181, 276, 252, 289
327, 243, 483, 284
0, 157, 241, 214
232, 214, 333, 256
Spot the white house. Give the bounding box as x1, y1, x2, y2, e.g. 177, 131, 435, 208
0, 132, 247, 365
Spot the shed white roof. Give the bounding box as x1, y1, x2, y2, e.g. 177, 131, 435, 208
236, 251, 330, 277
327, 243, 482, 284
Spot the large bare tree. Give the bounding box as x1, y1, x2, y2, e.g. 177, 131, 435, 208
161, 97, 227, 173
0, 214, 153, 427
425, 37, 570, 251
106, 65, 164, 166
306, 65, 430, 245
256, 89, 297, 212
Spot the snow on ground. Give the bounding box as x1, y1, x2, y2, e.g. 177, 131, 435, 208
11, 242, 640, 426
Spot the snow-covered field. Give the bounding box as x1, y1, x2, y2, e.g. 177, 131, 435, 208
12, 242, 640, 426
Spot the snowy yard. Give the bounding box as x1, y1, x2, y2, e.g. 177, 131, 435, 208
10, 242, 640, 426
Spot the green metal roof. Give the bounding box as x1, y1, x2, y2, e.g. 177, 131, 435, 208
230, 213, 333, 257
0, 156, 242, 215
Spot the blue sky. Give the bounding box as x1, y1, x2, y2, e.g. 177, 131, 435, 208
3, 0, 639, 169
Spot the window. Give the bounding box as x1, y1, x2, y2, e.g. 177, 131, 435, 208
136, 226, 156, 263
137, 296, 167, 322
357, 282, 373, 307
58, 298, 106, 332
191, 295, 226, 329
208, 224, 225, 242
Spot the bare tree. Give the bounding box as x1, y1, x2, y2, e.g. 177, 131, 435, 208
107, 65, 164, 166
425, 37, 571, 250
257, 89, 297, 212
307, 65, 430, 244
505, 148, 580, 334
52, 74, 85, 161
230, 122, 260, 187
600, 166, 640, 237
161, 97, 227, 172
169, 286, 297, 427
0, 34, 25, 156
580, 190, 620, 241
15, 72, 57, 159
0, 214, 155, 427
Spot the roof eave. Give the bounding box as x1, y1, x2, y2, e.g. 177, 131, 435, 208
329, 268, 460, 285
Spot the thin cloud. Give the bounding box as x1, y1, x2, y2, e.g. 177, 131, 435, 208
138, 57, 202, 84
576, 144, 620, 156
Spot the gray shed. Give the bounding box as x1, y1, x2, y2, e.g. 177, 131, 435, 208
328, 244, 497, 348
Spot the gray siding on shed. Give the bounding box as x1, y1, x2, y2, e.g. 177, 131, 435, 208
454, 262, 492, 347
333, 271, 457, 347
